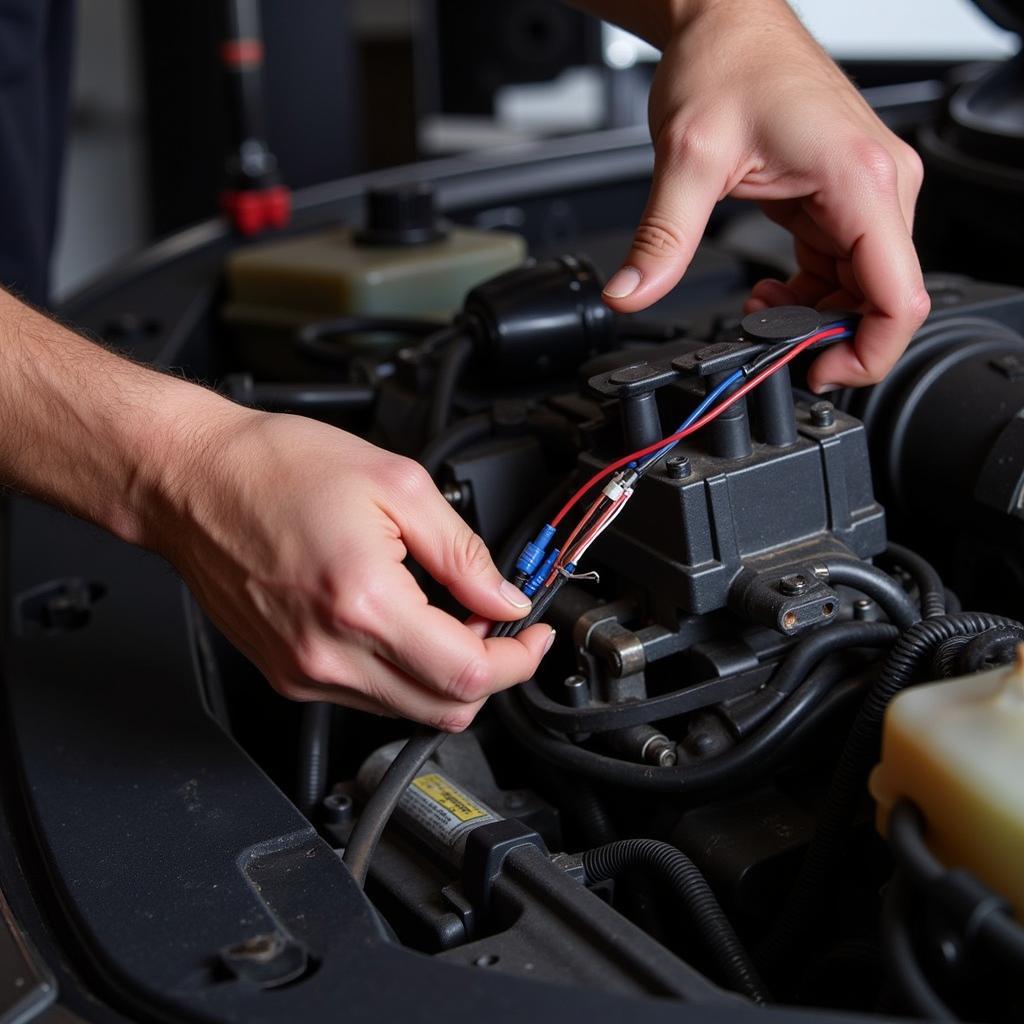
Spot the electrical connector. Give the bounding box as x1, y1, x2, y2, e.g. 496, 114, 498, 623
516, 523, 556, 576
601, 469, 639, 503
524, 548, 561, 597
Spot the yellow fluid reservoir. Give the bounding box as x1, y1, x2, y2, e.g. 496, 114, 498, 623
869, 648, 1024, 917
222, 184, 525, 377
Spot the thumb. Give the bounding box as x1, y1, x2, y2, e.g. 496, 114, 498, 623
603, 125, 732, 313
395, 471, 532, 620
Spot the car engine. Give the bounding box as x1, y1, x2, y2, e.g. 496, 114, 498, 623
4, 96, 1024, 1024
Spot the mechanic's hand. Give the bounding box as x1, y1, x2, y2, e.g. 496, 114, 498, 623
599, 0, 930, 392
158, 409, 554, 731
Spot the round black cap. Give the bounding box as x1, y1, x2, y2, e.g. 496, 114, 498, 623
355, 183, 449, 247
741, 305, 823, 342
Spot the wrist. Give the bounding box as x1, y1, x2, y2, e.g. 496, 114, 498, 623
119, 378, 259, 555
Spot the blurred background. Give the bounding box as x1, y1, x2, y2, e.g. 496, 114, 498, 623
55, 0, 1016, 299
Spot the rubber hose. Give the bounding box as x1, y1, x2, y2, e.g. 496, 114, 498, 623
958, 626, 1024, 674
819, 558, 919, 631
494, 631, 896, 795
582, 839, 769, 1004
428, 334, 473, 438
884, 542, 946, 618
931, 635, 972, 678
889, 800, 1024, 970
880, 873, 957, 1021
759, 611, 1023, 976
419, 413, 491, 478
731, 621, 900, 734
342, 726, 446, 888
292, 315, 444, 365
887, 801, 943, 883
297, 702, 332, 817
569, 781, 618, 847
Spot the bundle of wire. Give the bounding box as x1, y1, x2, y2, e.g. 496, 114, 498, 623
344, 317, 855, 889
491, 319, 855, 639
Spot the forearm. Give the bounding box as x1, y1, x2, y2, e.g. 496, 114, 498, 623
0, 289, 242, 548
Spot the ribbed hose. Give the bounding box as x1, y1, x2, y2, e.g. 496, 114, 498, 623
569, 781, 618, 847
583, 839, 769, 1004
884, 543, 946, 619
759, 611, 1024, 977
296, 702, 332, 817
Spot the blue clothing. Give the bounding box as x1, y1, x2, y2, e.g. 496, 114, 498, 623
0, 0, 73, 305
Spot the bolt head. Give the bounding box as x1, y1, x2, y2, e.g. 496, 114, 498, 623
666, 455, 692, 479
809, 401, 836, 428
779, 573, 809, 596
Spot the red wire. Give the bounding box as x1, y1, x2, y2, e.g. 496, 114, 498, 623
549, 326, 846, 527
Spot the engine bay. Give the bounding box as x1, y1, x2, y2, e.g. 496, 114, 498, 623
4, 108, 1024, 1024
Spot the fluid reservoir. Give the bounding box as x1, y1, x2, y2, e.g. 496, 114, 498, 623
223, 183, 525, 376
870, 647, 1024, 917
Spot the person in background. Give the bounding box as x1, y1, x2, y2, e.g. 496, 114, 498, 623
0, 0, 928, 727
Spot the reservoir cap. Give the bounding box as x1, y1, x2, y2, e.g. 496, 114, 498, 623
355, 183, 450, 247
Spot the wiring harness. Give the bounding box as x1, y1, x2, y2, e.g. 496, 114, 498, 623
344, 313, 857, 888
494, 319, 855, 639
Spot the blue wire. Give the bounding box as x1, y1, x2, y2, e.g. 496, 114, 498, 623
634, 368, 744, 471
634, 321, 855, 472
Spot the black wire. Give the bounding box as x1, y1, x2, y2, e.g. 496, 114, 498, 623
819, 558, 919, 631
493, 650, 888, 795
427, 332, 474, 438
883, 543, 946, 619
724, 621, 900, 736
419, 413, 491, 478
881, 873, 957, 1021
293, 315, 442, 364
506, 574, 568, 638
582, 839, 769, 1003
342, 725, 445, 888
516, 623, 897, 736
296, 702, 332, 817
889, 800, 1024, 971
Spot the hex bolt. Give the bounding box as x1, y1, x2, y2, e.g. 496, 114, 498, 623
666, 455, 692, 479
810, 401, 836, 428
779, 573, 809, 596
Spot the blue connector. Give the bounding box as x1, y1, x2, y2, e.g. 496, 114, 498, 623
515, 523, 556, 576
523, 548, 560, 597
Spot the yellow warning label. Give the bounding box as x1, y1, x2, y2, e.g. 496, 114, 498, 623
411, 773, 487, 823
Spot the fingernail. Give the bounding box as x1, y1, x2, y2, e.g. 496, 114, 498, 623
543, 629, 557, 654
814, 383, 839, 395
603, 266, 642, 299
499, 579, 531, 609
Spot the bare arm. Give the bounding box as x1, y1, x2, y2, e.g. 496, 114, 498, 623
0, 290, 552, 729
570, 0, 930, 391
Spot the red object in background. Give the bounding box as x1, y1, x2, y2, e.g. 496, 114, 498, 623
220, 185, 291, 236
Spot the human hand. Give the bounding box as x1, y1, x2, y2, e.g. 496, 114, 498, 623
155, 409, 553, 731
599, 0, 930, 392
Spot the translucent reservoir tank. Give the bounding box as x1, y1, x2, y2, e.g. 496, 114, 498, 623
223, 184, 525, 376
870, 647, 1024, 916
